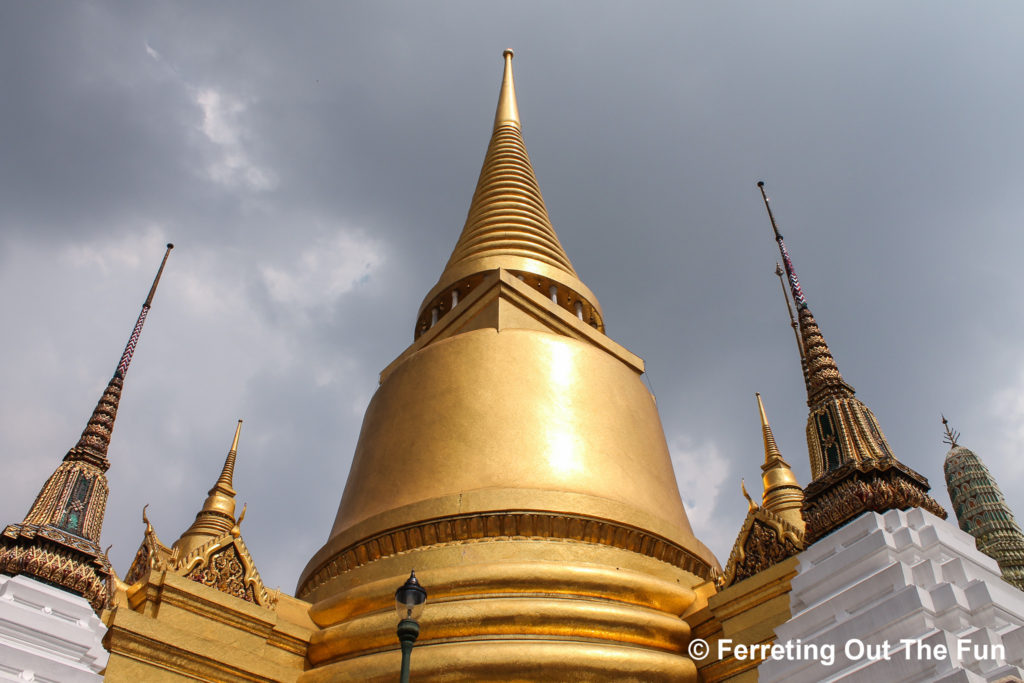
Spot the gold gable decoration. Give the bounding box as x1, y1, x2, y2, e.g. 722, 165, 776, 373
123, 504, 171, 587
120, 423, 277, 609
722, 501, 804, 587
173, 507, 276, 609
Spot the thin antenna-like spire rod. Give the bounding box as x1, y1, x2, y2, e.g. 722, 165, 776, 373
758, 182, 807, 310
775, 262, 805, 362
941, 414, 960, 448
116, 243, 173, 378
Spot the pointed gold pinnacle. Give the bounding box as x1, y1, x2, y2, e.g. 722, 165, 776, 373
494, 49, 520, 130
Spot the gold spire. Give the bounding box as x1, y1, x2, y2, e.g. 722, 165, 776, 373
172, 420, 242, 558
417, 50, 603, 337
756, 393, 805, 533
494, 49, 520, 129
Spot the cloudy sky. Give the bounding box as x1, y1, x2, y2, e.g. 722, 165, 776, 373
2, 3, 1023, 594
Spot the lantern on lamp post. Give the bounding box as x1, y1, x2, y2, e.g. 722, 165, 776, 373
395, 569, 427, 683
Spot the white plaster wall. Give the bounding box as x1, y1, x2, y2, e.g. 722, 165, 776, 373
0, 574, 107, 682
759, 508, 1024, 683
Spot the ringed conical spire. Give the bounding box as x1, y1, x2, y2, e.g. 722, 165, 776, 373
0, 244, 173, 611
416, 50, 603, 338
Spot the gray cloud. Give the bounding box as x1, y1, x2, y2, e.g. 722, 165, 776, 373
2, 2, 1023, 591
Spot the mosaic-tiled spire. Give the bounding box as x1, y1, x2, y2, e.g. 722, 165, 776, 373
943, 417, 1024, 591
757, 183, 945, 542
0, 244, 173, 611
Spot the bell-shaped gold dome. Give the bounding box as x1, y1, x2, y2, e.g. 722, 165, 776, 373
298, 52, 716, 682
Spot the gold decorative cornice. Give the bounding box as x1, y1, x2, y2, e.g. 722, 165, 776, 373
803, 458, 947, 543
417, 50, 603, 338
298, 510, 714, 600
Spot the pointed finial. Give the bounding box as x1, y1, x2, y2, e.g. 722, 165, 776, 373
64, 244, 174, 469
758, 182, 807, 310
142, 503, 153, 533
171, 421, 243, 557
494, 48, 520, 130
232, 502, 247, 537
942, 414, 960, 448
116, 243, 174, 379
756, 393, 784, 464
213, 420, 243, 494
775, 262, 805, 362
741, 479, 757, 512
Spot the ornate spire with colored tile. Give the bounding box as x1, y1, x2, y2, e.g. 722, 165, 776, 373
758, 182, 945, 542
415, 49, 604, 338
722, 394, 805, 586
124, 420, 275, 607
0, 244, 173, 611
943, 417, 1024, 591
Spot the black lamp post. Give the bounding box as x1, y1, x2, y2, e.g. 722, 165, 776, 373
395, 569, 427, 683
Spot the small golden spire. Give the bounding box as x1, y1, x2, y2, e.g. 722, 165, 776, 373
172, 420, 243, 558
212, 419, 242, 495
756, 392, 784, 465
494, 49, 520, 130
756, 393, 805, 533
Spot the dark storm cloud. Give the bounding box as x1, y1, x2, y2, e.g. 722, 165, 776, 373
2, 2, 1024, 590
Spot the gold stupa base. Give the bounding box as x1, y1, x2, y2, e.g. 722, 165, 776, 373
300, 538, 704, 681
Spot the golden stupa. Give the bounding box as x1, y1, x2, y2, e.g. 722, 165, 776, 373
295, 50, 718, 681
